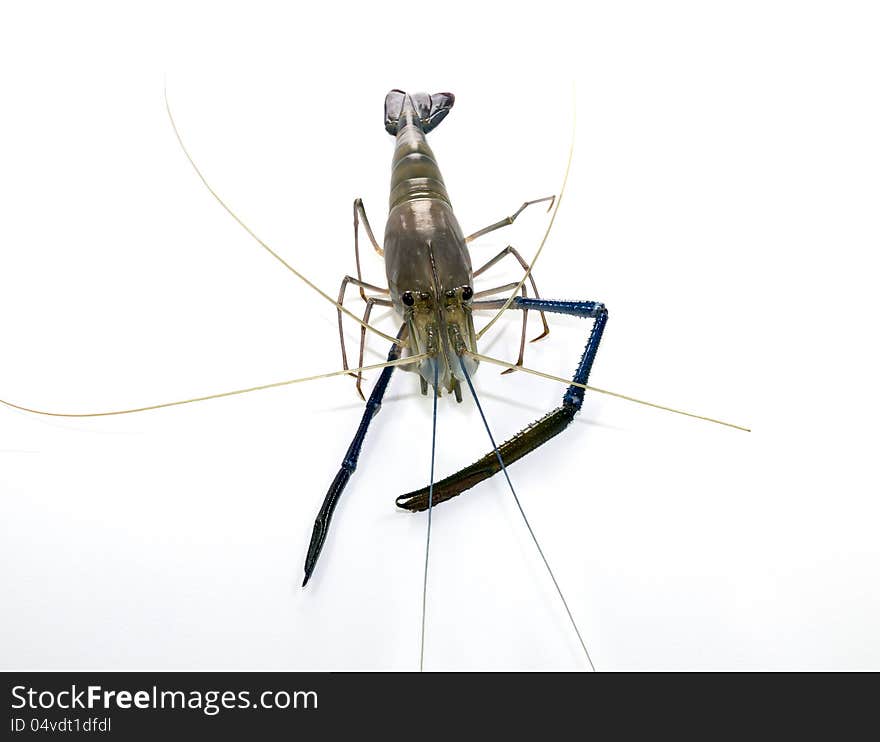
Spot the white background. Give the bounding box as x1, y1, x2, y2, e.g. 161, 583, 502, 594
1, 2, 877, 670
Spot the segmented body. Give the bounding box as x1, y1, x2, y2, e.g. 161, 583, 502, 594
381, 91, 478, 397
387, 109, 451, 208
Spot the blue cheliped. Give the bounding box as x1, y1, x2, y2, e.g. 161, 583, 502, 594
396, 296, 608, 512
302, 327, 406, 586
302, 296, 608, 586
515, 297, 608, 409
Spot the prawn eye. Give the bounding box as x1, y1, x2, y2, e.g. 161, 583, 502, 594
461, 285, 473, 301
402, 291, 415, 307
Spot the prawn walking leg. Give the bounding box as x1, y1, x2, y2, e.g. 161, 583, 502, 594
353, 198, 384, 286
354, 295, 394, 400
336, 198, 388, 373
473, 245, 551, 372
465, 196, 556, 243
336, 275, 390, 375
473, 245, 551, 342
396, 297, 608, 511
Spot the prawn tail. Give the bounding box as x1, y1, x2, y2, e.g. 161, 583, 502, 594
384, 89, 455, 135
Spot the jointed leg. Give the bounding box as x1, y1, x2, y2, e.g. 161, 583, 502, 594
355, 295, 393, 400
465, 196, 555, 243
470, 297, 510, 309
353, 198, 383, 301
397, 297, 608, 511
471, 281, 531, 373
472, 245, 551, 375
473, 245, 550, 342
340, 198, 389, 375
303, 326, 406, 586
336, 275, 389, 374
471, 294, 530, 370
473, 282, 519, 299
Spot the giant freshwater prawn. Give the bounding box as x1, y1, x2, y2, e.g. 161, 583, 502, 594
0, 87, 749, 670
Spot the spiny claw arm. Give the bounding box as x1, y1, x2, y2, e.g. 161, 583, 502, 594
397, 297, 608, 512
396, 405, 575, 511
303, 326, 406, 586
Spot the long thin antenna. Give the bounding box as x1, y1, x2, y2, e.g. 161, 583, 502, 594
163, 87, 401, 347
0, 354, 427, 418
419, 363, 439, 672
476, 87, 576, 341
458, 357, 596, 671
468, 351, 751, 432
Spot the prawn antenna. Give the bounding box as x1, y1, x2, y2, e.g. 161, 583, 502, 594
0, 354, 427, 418
468, 351, 751, 432
476, 85, 576, 341
458, 356, 597, 671
163, 87, 402, 347
419, 363, 440, 671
